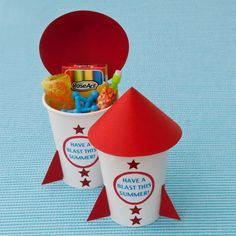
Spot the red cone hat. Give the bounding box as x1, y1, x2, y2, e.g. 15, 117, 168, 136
88, 87, 182, 157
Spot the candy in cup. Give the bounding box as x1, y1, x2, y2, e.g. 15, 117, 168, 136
41, 74, 74, 110
97, 70, 121, 109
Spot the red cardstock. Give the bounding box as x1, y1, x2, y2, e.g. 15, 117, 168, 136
42, 151, 63, 184
87, 186, 110, 221
88, 87, 182, 157
39, 11, 129, 78
160, 185, 180, 220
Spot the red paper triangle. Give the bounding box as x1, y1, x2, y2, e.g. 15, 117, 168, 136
42, 151, 63, 184
39, 11, 129, 78
159, 185, 180, 220
88, 87, 182, 157
87, 186, 110, 221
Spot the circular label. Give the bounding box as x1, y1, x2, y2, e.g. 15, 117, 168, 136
113, 172, 155, 205
63, 136, 98, 168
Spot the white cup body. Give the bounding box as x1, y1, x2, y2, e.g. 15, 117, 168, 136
42, 95, 108, 189
98, 151, 167, 226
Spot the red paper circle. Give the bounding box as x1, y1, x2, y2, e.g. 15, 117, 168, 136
39, 11, 129, 78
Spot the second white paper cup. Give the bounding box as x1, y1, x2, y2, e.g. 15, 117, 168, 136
98, 151, 167, 227
42, 95, 108, 189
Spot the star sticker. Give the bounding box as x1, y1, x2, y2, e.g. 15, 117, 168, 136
130, 216, 142, 225
127, 160, 140, 169
130, 206, 142, 214
80, 178, 91, 187
79, 168, 90, 177
73, 124, 85, 134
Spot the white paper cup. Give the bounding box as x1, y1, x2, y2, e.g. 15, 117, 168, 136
42, 95, 109, 189
98, 151, 167, 227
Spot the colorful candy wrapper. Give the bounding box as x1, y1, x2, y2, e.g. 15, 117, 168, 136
62, 64, 108, 97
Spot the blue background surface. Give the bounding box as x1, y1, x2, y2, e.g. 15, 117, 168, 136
0, 0, 236, 235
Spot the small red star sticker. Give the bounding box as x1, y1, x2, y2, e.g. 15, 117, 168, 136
127, 160, 140, 169
130, 206, 142, 214
130, 216, 142, 225
80, 178, 91, 187
73, 124, 85, 134
79, 168, 90, 177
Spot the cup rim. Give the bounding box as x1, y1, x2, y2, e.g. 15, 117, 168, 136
42, 94, 110, 117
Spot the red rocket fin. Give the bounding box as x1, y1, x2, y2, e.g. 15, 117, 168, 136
42, 151, 63, 184
87, 186, 110, 221
159, 185, 180, 220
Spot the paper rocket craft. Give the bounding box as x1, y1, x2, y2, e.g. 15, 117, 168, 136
87, 87, 182, 226
40, 10, 129, 187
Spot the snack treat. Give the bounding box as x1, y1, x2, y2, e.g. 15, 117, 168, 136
42, 68, 121, 113
97, 70, 121, 109
97, 87, 117, 110
41, 74, 74, 110
109, 70, 121, 92
62, 91, 99, 113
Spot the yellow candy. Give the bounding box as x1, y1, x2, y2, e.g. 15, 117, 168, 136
96, 82, 109, 93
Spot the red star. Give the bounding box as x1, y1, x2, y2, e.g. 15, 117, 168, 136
130, 206, 142, 214
130, 216, 142, 225
79, 168, 90, 177
73, 124, 85, 134
127, 160, 140, 169
80, 178, 91, 187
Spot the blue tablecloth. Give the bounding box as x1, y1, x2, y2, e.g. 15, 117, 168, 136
1, 0, 236, 235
